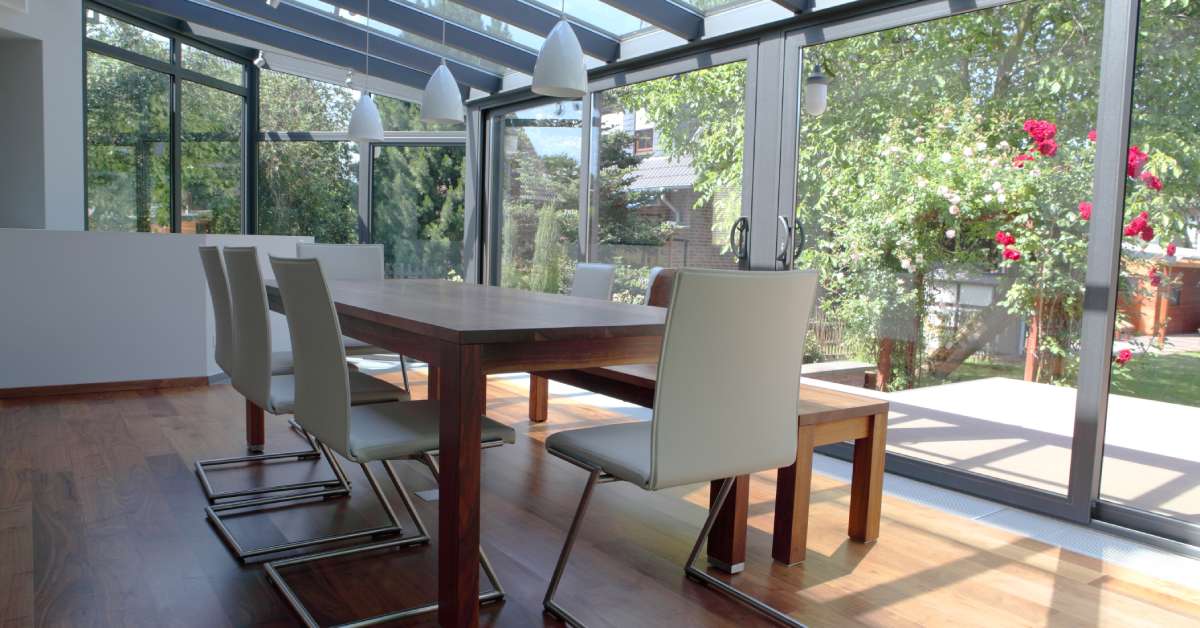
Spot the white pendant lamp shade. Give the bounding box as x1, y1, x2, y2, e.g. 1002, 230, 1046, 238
532, 20, 586, 98
349, 93, 385, 141
421, 64, 464, 123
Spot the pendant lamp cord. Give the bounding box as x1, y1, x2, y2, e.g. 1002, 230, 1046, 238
364, 0, 371, 95
441, 0, 447, 65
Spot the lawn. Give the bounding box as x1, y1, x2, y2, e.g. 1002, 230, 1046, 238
921, 352, 1200, 407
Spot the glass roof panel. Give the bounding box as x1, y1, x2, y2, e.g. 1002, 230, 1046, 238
400, 0, 545, 51
677, 0, 758, 14
529, 0, 648, 37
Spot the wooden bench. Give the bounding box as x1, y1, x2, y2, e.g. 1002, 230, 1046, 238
533, 361, 889, 566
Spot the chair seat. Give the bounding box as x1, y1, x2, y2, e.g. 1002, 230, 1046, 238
264, 371, 408, 415
545, 421, 651, 488
270, 351, 294, 375
347, 400, 516, 463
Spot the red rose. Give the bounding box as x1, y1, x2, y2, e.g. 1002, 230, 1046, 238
1127, 145, 1149, 178
1023, 119, 1057, 143
1167, 242, 1177, 256
1141, 225, 1155, 242
1115, 348, 1133, 365
1012, 153, 1035, 168
1140, 172, 1163, 191
1036, 139, 1058, 157
995, 231, 1016, 246
1124, 211, 1149, 237
1149, 268, 1162, 287
1078, 201, 1093, 220
1087, 129, 1097, 142
1003, 246, 1022, 261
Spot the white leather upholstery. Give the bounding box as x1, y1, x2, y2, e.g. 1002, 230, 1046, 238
643, 266, 664, 305
546, 269, 819, 491
199, 246, 236, 377
223, 247, 277, 410
262, 371, 413, 415
571, 263, 616, 300
296, 243, 385, 280
271, 255, 511, 463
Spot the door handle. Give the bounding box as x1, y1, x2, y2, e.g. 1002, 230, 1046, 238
729, 216, 749, 270
776, 215, 793, 266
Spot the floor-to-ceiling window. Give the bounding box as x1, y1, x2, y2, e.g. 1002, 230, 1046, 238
488, 100, 584, 293
257, 69, 359, 243
792, 0, 1105, 496
84, 5, 246, 234
1098, 1, 1200, 531
589, 60, 750, 302
371, 143, 467, 279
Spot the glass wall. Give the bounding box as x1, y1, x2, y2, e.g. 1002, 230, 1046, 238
794, 0, 1104, 495
1100, 2, 1200, 526
257, 69, 359, 243
492, 101, 584, 293
85, 52, 171, 233
590, 61, 749, 302
371, 144, 467, 279
84, 7, 246, 234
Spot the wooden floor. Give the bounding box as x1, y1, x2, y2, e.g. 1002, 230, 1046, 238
2, 369, 1199, 627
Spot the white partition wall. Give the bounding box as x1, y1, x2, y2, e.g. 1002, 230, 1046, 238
0, 229, 309, 390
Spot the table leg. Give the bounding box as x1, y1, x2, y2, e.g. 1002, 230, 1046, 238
849, 412, 887, 542
772, 425, 815, 565
427, 366, 441, 400
706, 475, 748, 573
437, 344, 484, 627
245, 400, 264, 454
528, 374, 549, 423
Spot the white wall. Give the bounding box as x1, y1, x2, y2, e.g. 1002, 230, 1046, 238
0, 229, 310, 390
0, 0, 85, 230
0, 36, 45, 228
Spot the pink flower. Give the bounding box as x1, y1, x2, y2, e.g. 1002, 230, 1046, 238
1140, 172, 1163, 191
1127, 145, 1149, 178
1023, 119, 1057, 143
1087, 129, 1097, 142
1003, 246, 1022, 261
1115, 348, 1133, 365
995, 231, 1016, 246
1078, 201, 1093, 220
1012, 153, 1035, 168
1036, 139, 1058, 157
1167, 242, 1177, 256
1149, 268, 1162, 287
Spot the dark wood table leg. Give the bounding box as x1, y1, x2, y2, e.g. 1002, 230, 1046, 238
849, 412, 887, 542
437, 344, 484, 627
528, 374, 549, 423
245, 400, 264, 453
772, 425, 815, 565
706, 474, 749, 573
427, 366, 441, 400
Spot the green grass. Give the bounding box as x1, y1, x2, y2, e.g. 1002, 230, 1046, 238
919, 352, 1200, 407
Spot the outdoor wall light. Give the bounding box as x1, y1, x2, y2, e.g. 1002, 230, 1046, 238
804, 64, 830, 117
253, 51, 267, 69
266, 0, 281, 8
532, 1, 587, 98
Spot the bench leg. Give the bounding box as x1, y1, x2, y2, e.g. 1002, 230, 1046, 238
529, 374, 549, 423
772, 425, 815, 565
706, 475, 748, 573
849, 412, 887, 542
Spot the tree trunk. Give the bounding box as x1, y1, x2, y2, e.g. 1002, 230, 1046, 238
927, 302, 1017, 378
877, 337, 894, 391
1024, 301, 1040, 381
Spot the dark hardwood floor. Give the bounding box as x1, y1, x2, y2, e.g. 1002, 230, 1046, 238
2, 369, 1199, 627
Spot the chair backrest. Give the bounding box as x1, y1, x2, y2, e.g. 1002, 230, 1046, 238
270, 256, 354, 457
644, 266, 664, 305
223, 247, 275, 409
648, 269, 819, 491
571, 263, 615, 300
646, 268, 676, 308
198, 246, 235, 377
296, 243, 385, 281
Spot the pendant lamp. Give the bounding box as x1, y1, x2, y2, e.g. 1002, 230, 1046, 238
349, 0, 385, 142
532, 1, 586, 98
804, 64, 830, 117
421, 0, 464, 123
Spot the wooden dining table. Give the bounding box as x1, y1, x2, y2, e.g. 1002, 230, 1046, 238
262, 278, 673, 627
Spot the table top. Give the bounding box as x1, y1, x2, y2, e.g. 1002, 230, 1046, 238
266, 278, 667, 345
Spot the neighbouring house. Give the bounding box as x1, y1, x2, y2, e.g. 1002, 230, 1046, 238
1119, 246, 1200, 341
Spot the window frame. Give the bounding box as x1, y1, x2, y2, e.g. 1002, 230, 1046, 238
83, 1, 252, 234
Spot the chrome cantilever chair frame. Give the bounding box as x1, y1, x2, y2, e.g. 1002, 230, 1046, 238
264, 444, 507, 628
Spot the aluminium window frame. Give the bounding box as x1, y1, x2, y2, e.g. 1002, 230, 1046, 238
84, 1, 253, 234
464, 0, 1200, 551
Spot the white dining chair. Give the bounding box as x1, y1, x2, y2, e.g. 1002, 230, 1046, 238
197, 246, 323, 505
264, 255, 514, 625
296, 242, 410, 390
570, 262, 616, 300
541, 268, 819, 628
206, 247, 409, 562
